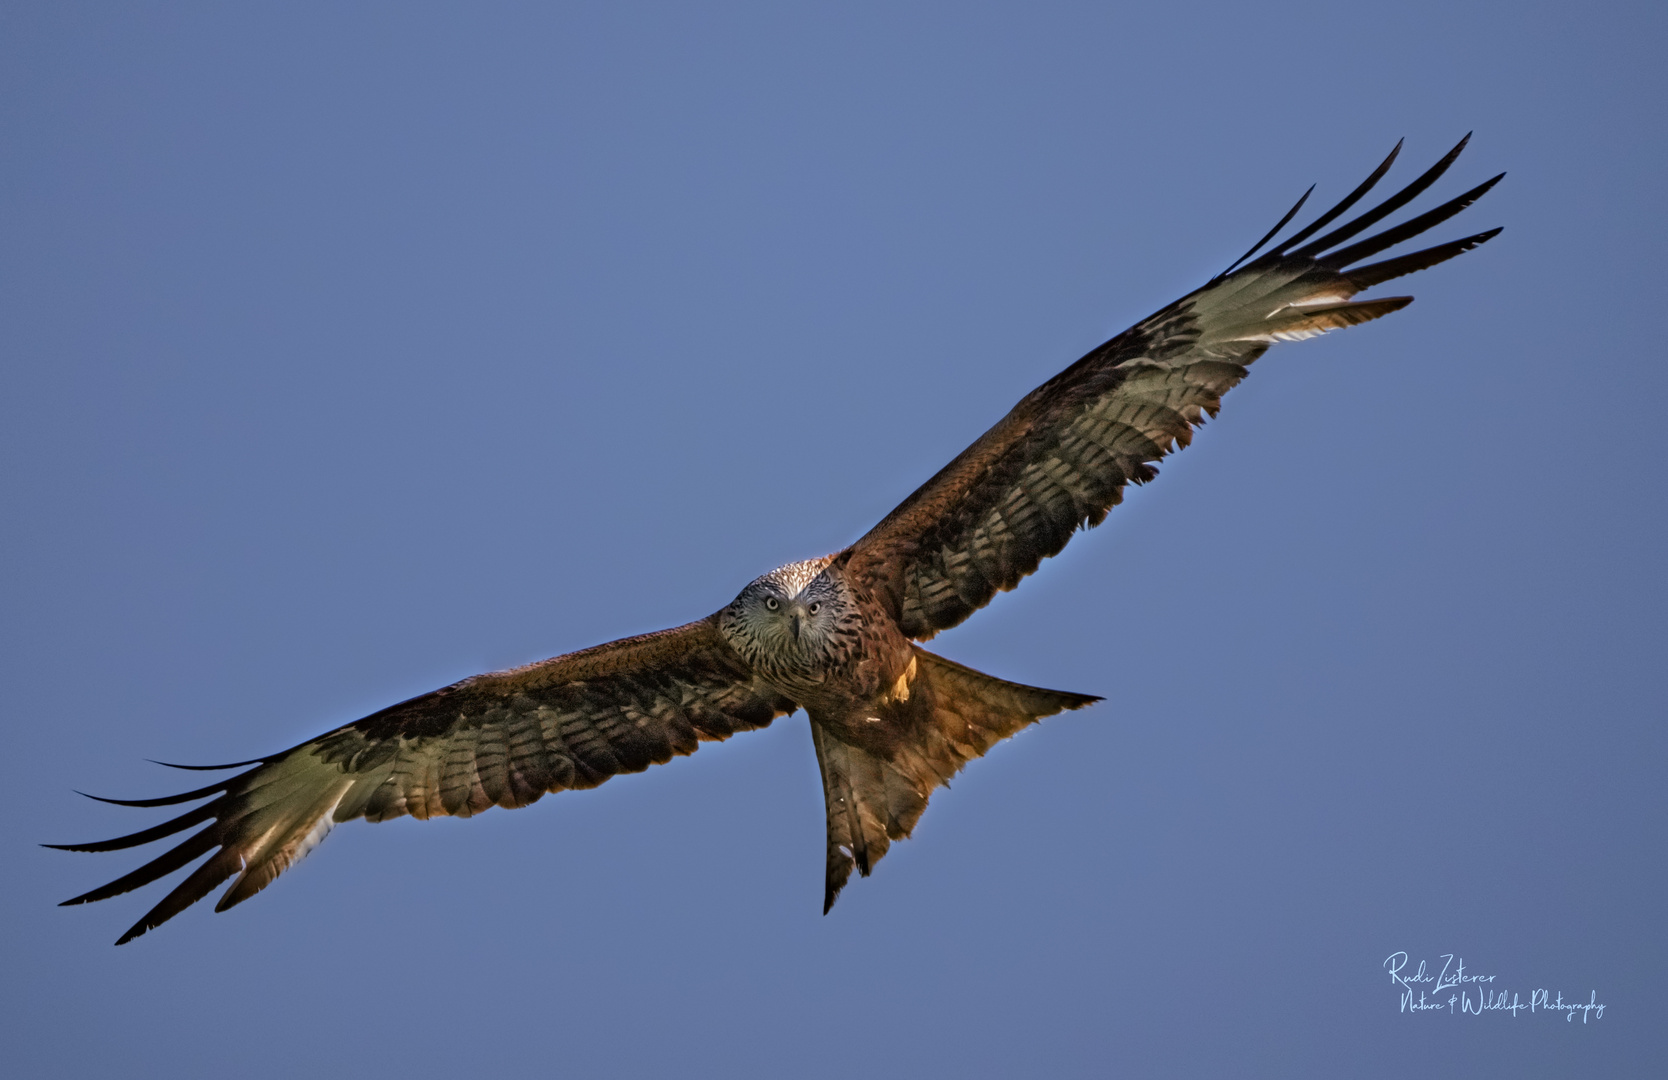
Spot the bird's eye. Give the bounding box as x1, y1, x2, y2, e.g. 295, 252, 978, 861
808, 602, 821, 615
764, 597, 779, 611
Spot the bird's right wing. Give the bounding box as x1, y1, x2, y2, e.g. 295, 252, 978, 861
52, 616, 796, 943
842, 136, 1502, 640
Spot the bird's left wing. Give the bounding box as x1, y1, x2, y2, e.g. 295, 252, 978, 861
51, 616, 794, 944
843, 137, 1502, 640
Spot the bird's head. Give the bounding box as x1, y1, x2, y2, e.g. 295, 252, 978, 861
721, 557, 848, 669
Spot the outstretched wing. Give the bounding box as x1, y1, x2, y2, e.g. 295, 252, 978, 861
50, 617, 794, 944
844, 136, 1502, 640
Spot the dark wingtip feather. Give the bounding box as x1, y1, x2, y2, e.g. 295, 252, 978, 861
1293, 133, 1473, 258
148, 757, 266, 771
42, 800, 222, 854
1342, 226, 1503, 290
58, 826, 221, 907
113, 852, 242, 945
1272, 139, 1405, 256
74, 778, 231, 808
1320, 173, 1505, 269
1218, 184, 1314, 279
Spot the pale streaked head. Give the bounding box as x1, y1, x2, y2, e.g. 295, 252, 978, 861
719, 556, 851, 683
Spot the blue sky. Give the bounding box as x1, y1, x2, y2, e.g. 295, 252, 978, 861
3, 3, 1663, 1077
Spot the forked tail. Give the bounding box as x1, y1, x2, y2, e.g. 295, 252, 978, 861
812, 647, 1099, 912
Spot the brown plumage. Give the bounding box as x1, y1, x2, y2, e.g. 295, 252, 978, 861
51, 137, 1501, 942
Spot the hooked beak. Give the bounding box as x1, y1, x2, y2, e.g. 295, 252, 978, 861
790, 614, 801, 641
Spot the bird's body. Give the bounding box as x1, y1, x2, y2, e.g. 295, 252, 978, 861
53, 137, 1503, 943
719, 555, 1099, 905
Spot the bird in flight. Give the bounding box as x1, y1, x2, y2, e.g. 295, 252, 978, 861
53, 137, 1501, 944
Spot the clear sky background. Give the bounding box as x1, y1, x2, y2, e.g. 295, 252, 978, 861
3, 3, 1663, 1077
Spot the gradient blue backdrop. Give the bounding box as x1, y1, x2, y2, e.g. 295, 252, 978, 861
3, 3, 1663, 1077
